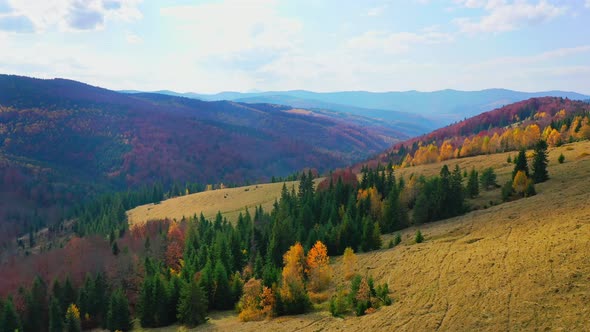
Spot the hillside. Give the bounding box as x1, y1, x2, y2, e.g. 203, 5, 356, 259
361, 97, 590, 170
127, 180, 317, 226
145, 89, 589, 127
0, 74, 402, 241
168, 140, 590, 331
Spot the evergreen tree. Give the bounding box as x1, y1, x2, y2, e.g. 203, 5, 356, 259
62, 277, 77, 313
512, 149, 529, 179
177, 279, 208, 327
49, 297, 64, 332
532, 140, 549, 183
106, 289, 132, 332
212, 261, 232, 310
415, 230, 424, 243
467, 169, 479, 198
558, 153, 565, 164
0, 297, 22, 332
480, 167, 497, 190
24, 276, 47, 332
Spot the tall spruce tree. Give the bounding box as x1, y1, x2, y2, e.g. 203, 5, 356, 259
513, 149, 529, 179
467, 169, 479, 198
177, 279, 208, 327
49, 297, 64, 332
0, 297, 22, 332
532, 140, 549, 183
106, 289, 131, 332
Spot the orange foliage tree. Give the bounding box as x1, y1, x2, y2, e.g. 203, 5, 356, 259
238, 278, 276, 321
279, 242, 310, 313
305, 241, 332, 293
165, 222, 185, 273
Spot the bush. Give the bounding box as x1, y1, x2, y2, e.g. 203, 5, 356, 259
525, 179, 536, 197
480, 167, 498, 190
329, 287, 348, 317
393, 233, 402, 246
415, 230, 424, 244
375, 283, 392, 306
558, 153, 565, 164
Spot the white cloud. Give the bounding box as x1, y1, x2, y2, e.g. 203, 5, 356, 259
366, 5, 387, 16
125, 31, 142, 44
160, 0, 301, 60
454, 1, 566, 34
347, 30, 454, 54
586, 0, 590, 8
1, 0, 142, 32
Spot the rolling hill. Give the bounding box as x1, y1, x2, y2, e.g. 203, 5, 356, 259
0, 74, 404, 240
131, 140, 590, 331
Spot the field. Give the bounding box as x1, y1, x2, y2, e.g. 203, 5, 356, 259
130, 141, 590, 331
128, 180, 321, 226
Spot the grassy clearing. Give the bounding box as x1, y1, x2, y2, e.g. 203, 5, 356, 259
127, 141, 590, 331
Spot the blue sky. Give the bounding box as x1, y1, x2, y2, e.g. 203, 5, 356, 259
0, 0, 589, 94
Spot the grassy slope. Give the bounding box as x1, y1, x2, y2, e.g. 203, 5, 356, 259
127, 180, 322, 226
130, 141, 590, 331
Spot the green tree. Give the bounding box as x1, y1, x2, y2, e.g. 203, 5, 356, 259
415, 230, 424, 243
23, 276, 47, 332
177, 279, 208, 327
512, 149, 529, 180
467, 168, 479, 198
49, 297, 64, 332
106, 289, 132, 332
0, 297, 22, 332
531, 140, 549, 183
480, 167, 497, 190
558, 153, 565, 164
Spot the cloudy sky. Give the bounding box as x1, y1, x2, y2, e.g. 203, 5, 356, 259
0, 0, 589, 93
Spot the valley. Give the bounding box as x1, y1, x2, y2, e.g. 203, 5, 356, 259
143, 140, 590, 331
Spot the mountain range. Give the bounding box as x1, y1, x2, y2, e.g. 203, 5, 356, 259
126, 88, 589, 129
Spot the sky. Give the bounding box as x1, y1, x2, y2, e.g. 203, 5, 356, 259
0, 0, 589, 94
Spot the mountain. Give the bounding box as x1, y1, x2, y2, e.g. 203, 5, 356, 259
0, 74, 404, 237
143, 89, 589, 128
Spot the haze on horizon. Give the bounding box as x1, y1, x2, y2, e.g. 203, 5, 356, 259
0, 0, 589, 94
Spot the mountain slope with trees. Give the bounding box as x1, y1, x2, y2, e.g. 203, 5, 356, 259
0, 74, 402, 246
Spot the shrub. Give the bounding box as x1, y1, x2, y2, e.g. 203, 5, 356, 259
329, 287, 348, 317
415, 230, 424, 244
558, 153, 565, 164
501, 180, 513, 202
393, 233, 402, 246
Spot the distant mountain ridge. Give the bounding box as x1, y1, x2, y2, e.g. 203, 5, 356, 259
129, 88, 589, 128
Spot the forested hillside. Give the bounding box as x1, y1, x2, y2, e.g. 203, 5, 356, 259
0, 75, 401, 245
364, 97, 590, 169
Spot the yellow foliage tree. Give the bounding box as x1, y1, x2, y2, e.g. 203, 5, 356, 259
357, 187, 382, 220
438, 140, 454, 161
512, 171, 528, 196
238, 279, 276, 321
305, 241, 332, 293
547, 128, 562, 147
342, 247, 357, 280
279, 242, 307, 305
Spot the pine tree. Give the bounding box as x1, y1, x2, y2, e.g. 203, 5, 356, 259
177, 279, 208, 327
106, 289, 132, 332
512, 149, 529, 179
558, 153, 565, 164
415, 230, 424, 243
213, 261, 232, 310
0, 297, 22, 332
532, 140, 549, 183
24, 276, 47, 332
467, 169, 479, 198
480, 167, 497, 190
49, 297, 64, 332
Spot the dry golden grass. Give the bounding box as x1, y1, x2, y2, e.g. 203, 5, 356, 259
127, 181, 295, 226
131, 141, 590, 331
127, 180, 322, 226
